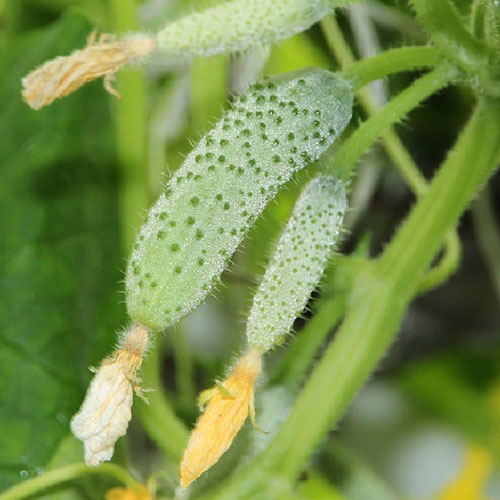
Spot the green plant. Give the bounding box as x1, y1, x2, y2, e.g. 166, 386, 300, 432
2, 0, 500, 499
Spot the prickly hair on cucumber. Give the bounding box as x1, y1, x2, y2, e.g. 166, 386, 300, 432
126, 69, 353, 331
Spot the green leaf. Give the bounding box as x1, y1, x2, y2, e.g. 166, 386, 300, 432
0, 14, 125, 489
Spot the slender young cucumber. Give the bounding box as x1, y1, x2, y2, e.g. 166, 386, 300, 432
126, 69, 352, 331
246, 175, 347, 351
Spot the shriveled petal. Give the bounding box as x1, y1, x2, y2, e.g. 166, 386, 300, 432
71, 359, 133, 466
180, 347, 262, 488
21, 32, 156, 110
71, 325, 149, 466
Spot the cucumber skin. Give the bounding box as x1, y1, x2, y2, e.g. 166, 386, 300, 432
157, 0, 332, 58
126, 70, 352, 331
246, 175, 347, 351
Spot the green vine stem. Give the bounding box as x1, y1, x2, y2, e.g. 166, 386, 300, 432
343, 45, 443, 90
417, 230, 461, 293
470, 0, 488, 40
322, 15, 461, 291
109, 0, 150, 250
0, 463, 142, 500
199, 96, 500, 500
331, 64, 458, 179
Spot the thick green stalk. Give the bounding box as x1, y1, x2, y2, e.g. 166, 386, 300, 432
0, 463, 142, 500
332, 64, 458, 180
200, 96, 500, 500
322, 15, 461, 291
109, 0, 150, 250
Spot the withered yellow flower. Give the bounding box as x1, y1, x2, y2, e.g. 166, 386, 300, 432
106, 485, 152, 500
21, 31, 156, 110
71, 324, 150, 466
180, 347, 263, 488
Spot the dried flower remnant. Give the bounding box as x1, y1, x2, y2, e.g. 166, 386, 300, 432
21, 31, 156, 110
71, 324, 150, 466
180, 347, 263, 488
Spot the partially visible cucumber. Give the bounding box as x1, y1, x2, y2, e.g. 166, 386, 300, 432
126, 69, 353, 331
157, 0, 334, 58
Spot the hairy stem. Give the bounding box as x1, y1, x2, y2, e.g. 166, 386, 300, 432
411, 0, 487, 69
344, 45, 443, 90
332, 64, 457, 179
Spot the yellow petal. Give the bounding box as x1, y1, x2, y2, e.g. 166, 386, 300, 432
106, 485, 152, 500
180, 347, 263, 488
21, 32, 156, 109
434, 445, 492, 500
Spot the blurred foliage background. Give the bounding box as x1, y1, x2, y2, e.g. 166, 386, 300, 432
0, 0, 499, 498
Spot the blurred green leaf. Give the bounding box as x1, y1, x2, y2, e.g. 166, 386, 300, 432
399, 352, 500, 448
0, 13, 125, 489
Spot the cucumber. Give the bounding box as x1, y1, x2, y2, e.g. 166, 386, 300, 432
126, 69, 352, 331
157, 0, 334, 58
246, 175, 347, 351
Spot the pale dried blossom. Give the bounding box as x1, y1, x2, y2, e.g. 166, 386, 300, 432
71, 324, 150, 466
180, 347, 263, 488
21, 31, 156, 110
